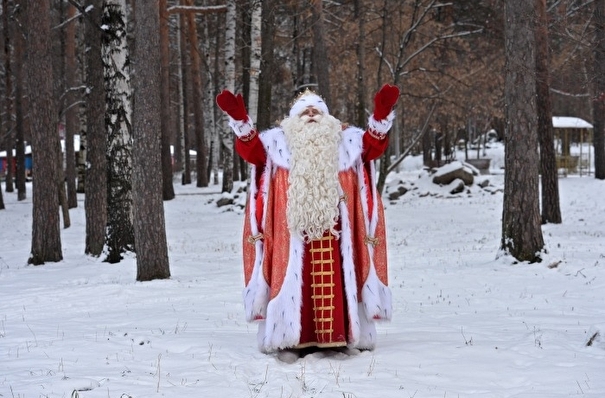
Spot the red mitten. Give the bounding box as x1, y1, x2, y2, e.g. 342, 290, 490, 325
373, 84, 400, 121
216, 90, 248, 121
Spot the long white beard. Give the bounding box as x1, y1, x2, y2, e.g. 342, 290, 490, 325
281, 113, 342, 241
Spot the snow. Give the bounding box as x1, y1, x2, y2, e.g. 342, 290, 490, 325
1, 145, 604, 398
552, 116, 593, 129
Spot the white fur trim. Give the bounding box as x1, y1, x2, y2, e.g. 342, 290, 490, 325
242, 164, 270, 322
289, 93, 330, 117
368, 111, 395, 135
338, 194, 361, 346
356, 160, 393, 322
356, 303, 377, 350
260, 126, 364, 172
261, 235, 305, 351
228, 116, 255, 138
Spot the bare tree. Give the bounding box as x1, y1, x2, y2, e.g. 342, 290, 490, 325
256, 0, 275, 131
84, 0, 107, 256
184, 0, 208, 188
310, 0, 331, 103
24, 0, 63, 264
500, 0, 544, 263
64, 3, 78, 208
159, 0, 176, 200
594, 0, 605, 179
132, 0, 170, 281
13, 0, 26, 201
535, 0, 561, 224
3, 0, 14, 195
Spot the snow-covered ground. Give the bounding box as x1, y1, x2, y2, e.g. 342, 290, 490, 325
1, 146, 604, 398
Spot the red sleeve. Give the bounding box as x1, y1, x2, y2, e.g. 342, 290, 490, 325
362, 130, 389, 162
234, 132, 267, 166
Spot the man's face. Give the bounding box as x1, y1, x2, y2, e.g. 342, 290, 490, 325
300, 106, 323, 124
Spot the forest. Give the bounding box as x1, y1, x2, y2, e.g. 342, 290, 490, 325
0, 1, 604, 278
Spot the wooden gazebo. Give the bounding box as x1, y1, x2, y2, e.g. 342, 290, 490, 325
552, 116, 593, 176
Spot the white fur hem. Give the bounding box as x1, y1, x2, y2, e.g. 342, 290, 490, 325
228, 116, 255, 137
368, 111, 395, 135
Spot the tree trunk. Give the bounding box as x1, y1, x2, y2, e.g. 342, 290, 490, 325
3, 0, 14, 194
310, 0, 331, 104
160, 0, 176, 200
256, 0, 275, 131
501, 0, 544, 263
354, 0, 367, 128
13, 1, 26, 201
24, 0, 63, 264
248, 0, 261, 123
185, 0, 208, 188
64, 3, 78, 208
535, 0, 561, 224
84, 0, 108, 257
178, 10, 192, 185
132, 0, 171, 281
594, 0, 605, 180
103, 0, 135, 263
220, 0, 236, 193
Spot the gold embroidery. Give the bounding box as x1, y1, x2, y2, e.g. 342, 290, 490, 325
247, 233, 264, 244
367, 129, 387, 140
365, 236, 380, 246
238, 129, 257, 142
309, 235, 336, 340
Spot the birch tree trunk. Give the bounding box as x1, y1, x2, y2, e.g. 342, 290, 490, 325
501, 0, 544, 263
220, 0, 236, 193
103, 0, 135, 263
200, 11, 217, 184
248, 0, 261, 123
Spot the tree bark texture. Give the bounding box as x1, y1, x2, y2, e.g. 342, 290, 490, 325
84, 0, 108, 256
24, 0, 63, 264
159, 0, 176, 200
178, 10, 192, 185
132, 0, 171, 281
64, 4, 78, 208
103, 0, 135, 263
594, 0, 605, 180
3, 0, 14, 194
535, 0, 561, 224
256, 0, 275, 132
13, 1, 26, 201
184, 0, 208, 188
310, 0, 331, 104
501, 0, 544, 263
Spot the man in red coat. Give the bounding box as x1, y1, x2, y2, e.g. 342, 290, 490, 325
216, 85, 399, 362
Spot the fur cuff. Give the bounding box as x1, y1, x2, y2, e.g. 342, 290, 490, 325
228, 116, 255, 138
368, 111, 395, 135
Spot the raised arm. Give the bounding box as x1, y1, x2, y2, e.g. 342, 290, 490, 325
362, 84, 400, 162
216, 90, 266, 166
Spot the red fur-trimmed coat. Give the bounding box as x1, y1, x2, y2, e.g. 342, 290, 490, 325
234, 119, 393, 353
